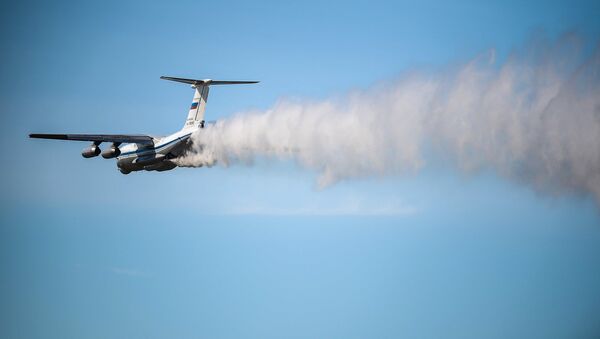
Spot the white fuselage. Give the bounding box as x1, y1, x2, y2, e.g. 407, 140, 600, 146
116, 126, 199, 174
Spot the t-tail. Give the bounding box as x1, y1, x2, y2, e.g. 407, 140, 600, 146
160, 76, 259, 130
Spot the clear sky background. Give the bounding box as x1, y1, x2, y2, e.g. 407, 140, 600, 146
1, 0, 600, 338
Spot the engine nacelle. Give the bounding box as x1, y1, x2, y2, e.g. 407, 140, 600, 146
101, 145, 121, 159
82, 144, 101, 158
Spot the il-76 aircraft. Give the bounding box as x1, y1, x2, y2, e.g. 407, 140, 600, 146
30, 76, 258, 174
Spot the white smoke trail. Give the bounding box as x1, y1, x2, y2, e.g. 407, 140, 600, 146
176, 35, 600, 203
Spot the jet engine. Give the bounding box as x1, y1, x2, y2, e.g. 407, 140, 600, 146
81, 144, 101, 158
101, 143, 121, 159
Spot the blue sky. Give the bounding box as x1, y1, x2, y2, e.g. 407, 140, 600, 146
2, 0, 600, 338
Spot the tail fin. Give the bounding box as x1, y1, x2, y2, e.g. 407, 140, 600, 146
160, 76, 259, 130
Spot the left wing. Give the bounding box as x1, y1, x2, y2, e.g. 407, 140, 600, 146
29, 133, 154, 145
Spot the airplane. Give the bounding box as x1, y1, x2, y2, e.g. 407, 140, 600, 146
29, 76, 259, 174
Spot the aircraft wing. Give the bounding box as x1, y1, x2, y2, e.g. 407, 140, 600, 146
29, 133, 154, 145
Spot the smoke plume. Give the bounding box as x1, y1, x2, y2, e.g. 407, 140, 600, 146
176, 35, 600, 203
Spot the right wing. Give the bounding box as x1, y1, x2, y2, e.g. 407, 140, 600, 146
29, 133, 155, 145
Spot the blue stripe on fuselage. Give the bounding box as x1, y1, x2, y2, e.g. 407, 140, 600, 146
119, 133, 192, 158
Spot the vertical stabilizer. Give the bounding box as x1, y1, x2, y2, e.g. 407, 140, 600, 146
159, 76, 259, 130
185, 84, 209, 129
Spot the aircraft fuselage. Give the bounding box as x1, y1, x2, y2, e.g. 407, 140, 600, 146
116, 128, 197, 174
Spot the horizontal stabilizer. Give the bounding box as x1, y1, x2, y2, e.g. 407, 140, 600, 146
160, 76, 259, 86
29, 133, 154, 145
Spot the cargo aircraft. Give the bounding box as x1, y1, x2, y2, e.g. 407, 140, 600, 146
29, 76, 258, 174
